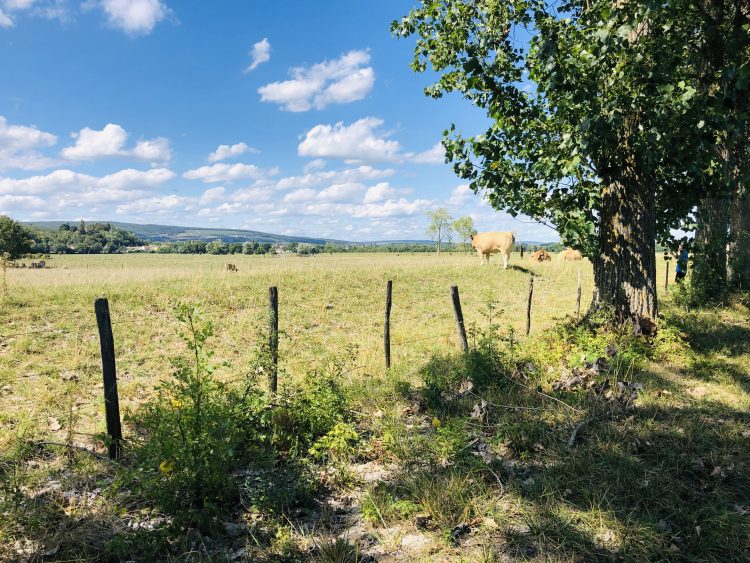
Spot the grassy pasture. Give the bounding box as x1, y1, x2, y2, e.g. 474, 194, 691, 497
1, 251, 607, 446
3, 252, 748, 561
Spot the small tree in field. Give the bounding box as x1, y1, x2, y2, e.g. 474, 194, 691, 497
452, 216, 476, 253
426, 208, 453, 254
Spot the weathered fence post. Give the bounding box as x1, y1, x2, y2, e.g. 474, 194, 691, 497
450, 285, 469, 352
520, 245, 524, 259
268, 286, 279, 393
384, 280, 392, 369
576, 270, 582, 322
94, 298, 122, 460
526, 276, 534, 336
664, 258, 670, 291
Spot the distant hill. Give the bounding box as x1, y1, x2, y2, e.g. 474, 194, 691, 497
24, 221, 560, 247
24, 221, 348, 245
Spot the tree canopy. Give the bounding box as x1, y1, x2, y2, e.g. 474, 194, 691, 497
393, 0, 740, 319
426, 208, 454, 253
0, 215, 33, 259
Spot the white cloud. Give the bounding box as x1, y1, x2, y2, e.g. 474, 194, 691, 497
298, 117, 400, 162
449, 184, 473, 205
317, 182, 365, 202
97, 0, 169, 35
282, 188, 316, 203
364, 182, 397, 204
410, 142, 445, 164
61, 123, 171, 163
303, 158, 326, 173
199, 186, 225, 204
274, 164, 395, 191
0, 167, 174, 195
116, 194, 191, 215
245, 37, 270, 72
0, 8, 13, 26
183, 162, 274, 183
3, 0, 37, 8
258, 49, 374, 111
208, 142, 257, 163
0, 115, 58, 171
352, 198, 431, 218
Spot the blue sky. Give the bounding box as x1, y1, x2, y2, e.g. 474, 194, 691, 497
0, 0, 557, 242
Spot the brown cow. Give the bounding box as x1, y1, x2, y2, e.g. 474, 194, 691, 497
471, 231, 515, 268
529, 249, 552, 262
224, 263, 238, 272
559, 248, 583, 261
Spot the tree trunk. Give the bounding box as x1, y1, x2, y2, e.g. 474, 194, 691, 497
592, 170, 657, 321
729, 183, 750, 289
692, 194, 730, 298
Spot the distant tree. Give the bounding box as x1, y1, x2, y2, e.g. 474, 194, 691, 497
452, 216, 476, 253
286, 242, 299, 253
205, 240, 228, 255
426, 208, 453, 254
0, 215, 33, 259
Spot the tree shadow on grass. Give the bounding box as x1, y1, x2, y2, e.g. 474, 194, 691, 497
380, 350, 750, 561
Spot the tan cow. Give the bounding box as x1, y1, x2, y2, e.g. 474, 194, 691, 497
559, 248, 583, 261
529, 249, 552, 262
471, 231, 515, 268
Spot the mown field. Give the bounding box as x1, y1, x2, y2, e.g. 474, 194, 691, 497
1, 252, 748, 562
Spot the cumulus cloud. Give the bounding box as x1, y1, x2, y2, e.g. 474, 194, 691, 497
258, 49, 374, 112
274, 164, 395, 191
245, 38, 271, 72
317, 182, 365, 202
199, 186, 225, 204
298, 117, 400, 162
410, 142, 445, 164
0, 115, 58, 171
364, 182, 397, 204
116, 194, 191, 215
282, 188, 316, 204
96, 0, 169, 35
208, 142, 258, 163
0, 167, 174, 196
351, 198, 431, 218
0, 8, 13, 26
448, 184, 474, 205
183, 162, 275, 183
61, 123, 171, 163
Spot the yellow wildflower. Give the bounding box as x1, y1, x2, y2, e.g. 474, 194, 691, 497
159, 460, 175, 474
432, 417, 441, 429
170, 398, 182, 409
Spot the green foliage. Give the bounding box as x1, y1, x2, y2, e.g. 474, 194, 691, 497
452, 215, 476, 251
29, 221, 144, 254
127, 304, 269, 530
0, 216, 33, 259
425, 207, 453, 252
308, 422, 359, 462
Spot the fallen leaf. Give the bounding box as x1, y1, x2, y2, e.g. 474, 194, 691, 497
48, 417, 62, 432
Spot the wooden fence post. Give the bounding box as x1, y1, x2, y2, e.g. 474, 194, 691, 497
268, 286, 279, 393
664, 258, 670, 291
450, 285, 469, 352
526, 276, 534, 336
94, 298, 122, 460
520, 245, 524, 259
576, 270, 582, 322
384, 280, 392, 369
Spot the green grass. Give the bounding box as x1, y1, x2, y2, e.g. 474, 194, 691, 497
2, 252, 748, 561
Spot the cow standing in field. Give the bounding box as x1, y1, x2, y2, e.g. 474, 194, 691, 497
471, 231, 515, 268
224, 263, 238, 272
559, 248, 583, 261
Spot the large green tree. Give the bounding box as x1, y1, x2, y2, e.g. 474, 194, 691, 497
0, 215, 33, 259
394, 0, 713, 320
